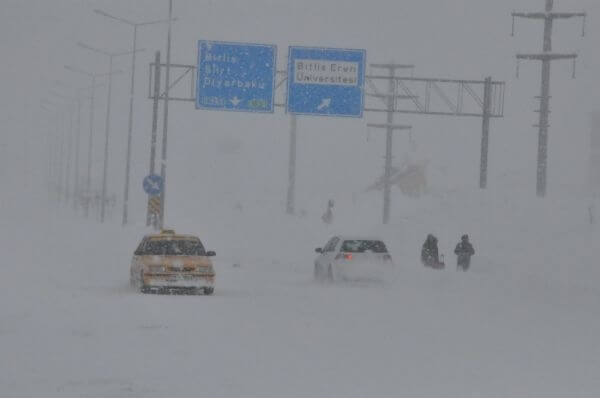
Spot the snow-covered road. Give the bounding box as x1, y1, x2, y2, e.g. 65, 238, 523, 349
2, 190, 600, 398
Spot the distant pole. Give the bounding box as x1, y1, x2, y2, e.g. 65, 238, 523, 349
122, 25, 138, 226
286, 114, 297, 215
479, 77, 492, 189
100, 55, 115, 223
367, 63, 414, 224
57, 114, 65, 204
147, 51, 162, 227
73, 94, 82, 210
85, 75, 97, 218
382, 66, 395, 224
159, 0, 173, 230
537, 1, 553, 196
513, 0, 586, 196
65, 109, 73, 207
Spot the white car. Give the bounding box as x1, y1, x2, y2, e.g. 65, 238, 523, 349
314, 236, 393, 282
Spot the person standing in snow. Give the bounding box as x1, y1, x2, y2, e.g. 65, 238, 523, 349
421, 234, 442, 268
454, 234, 475, 271
321, 199, 334, 225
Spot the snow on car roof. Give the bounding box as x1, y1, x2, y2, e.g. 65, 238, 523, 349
145, 233, 200, 240
336, 235, 385, 242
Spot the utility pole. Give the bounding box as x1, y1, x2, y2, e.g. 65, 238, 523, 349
367, 63, 413, 224
286, 114, 297, 215
512, 0, 586, 197
159, 0, 174, 230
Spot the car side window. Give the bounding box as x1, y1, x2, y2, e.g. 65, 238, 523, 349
134, 238, 146, 255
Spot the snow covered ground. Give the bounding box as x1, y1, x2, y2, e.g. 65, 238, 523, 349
2, 183, 599, 398
2, 2, 600, 395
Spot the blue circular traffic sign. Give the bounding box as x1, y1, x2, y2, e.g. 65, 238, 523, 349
143, 174, 163, 196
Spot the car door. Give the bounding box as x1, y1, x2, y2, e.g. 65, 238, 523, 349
131, 237, 147, 276
317, 237, 340, 268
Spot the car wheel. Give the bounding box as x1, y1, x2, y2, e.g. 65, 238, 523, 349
327, 264, 334, 282
203, 287, 214, 295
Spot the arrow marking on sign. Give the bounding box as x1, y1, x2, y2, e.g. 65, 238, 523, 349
230, 96, 242, 106
317, 98, 331, 111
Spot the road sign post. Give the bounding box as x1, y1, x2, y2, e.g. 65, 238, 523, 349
196, 41, 276, 113
287, 46, 366, 117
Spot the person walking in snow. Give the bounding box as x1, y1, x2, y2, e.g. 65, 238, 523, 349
454, 234, 475, 271
421, 234, 442, 268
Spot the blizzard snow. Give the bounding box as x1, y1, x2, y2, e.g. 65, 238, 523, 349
2, 184, 599, 398
2, 0, 600, 396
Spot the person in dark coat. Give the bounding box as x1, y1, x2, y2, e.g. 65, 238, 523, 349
421, 234, 440, 267
454, 234, 475, 271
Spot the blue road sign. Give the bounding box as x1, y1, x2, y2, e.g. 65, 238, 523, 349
196, 41, 277, 113
287, 46, 366, 118
143, 174, 163, 196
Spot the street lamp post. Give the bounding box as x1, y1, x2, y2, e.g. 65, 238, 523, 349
77, 42, 141, 223
64, 65, 113, 218
49, 91, 74, 208
93, 9, 175, 226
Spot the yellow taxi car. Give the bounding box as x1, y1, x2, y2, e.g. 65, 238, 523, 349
130, 229, 216, 295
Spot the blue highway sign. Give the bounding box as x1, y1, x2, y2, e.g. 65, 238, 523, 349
287, 46, 366, 117
143, 174, 163, 196
196, 41, 277, 113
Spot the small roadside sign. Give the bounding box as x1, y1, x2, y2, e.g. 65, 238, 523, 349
143, 174, 163, 196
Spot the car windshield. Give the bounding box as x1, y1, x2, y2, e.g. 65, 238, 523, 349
340, 240, 388, 253
141, 239, 206, 256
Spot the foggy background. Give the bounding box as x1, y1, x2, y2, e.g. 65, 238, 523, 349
1, 0, 599, 222
2, 2, 600, 397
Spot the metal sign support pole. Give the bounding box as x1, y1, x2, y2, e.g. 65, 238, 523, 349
147, 51, 161, 228
159, 0, 173, 230
286, 114, 297, 215
479, 77, 492, 189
